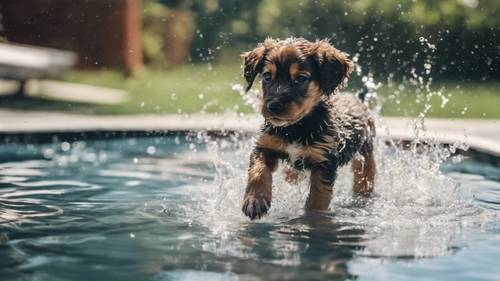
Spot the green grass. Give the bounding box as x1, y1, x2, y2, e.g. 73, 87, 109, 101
29, 63, 500, 119
64, 63, 251, 114
378, 82, 500, 118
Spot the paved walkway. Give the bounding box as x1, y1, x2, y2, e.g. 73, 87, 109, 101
0, 80, 127, 105
0, 110, 499, 157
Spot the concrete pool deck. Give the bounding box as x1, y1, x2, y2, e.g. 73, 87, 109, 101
0, 109, 499, 158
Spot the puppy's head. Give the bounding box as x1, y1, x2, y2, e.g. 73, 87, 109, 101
242, 38, 353, 127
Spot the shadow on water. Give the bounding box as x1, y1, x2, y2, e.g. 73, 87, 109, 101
152, 212, 365, 281
235, 212, 364, 281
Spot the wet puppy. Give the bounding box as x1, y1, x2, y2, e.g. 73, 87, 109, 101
241, 37, 376, 220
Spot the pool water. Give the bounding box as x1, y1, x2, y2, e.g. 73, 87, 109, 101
1, 136, 500, 281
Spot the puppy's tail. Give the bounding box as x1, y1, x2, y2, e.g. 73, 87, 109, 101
357, 85, 369, 102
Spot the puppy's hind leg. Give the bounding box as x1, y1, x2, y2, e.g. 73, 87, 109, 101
352, 150, 376, 195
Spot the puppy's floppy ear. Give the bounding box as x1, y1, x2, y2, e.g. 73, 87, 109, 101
241, 46, 266, 92
309, 40, 353, 95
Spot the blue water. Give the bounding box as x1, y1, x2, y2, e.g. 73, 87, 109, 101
1, 136, 500, 281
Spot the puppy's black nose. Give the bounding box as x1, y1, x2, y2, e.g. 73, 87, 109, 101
267, 100, 284, 115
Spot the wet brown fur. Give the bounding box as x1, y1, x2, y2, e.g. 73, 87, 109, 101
352, 151, 376, 194
305, 169, 334, 210
241, 37, 376, 220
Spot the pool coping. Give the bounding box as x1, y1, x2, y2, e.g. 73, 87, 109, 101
0, 110, 499, 163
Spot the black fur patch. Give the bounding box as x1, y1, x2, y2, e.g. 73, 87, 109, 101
262, 101, 330, 145
262, 94, 372, 170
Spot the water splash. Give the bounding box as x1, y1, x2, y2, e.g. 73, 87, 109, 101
181, 131, 498, 259
179, 39, 500, 260
231, 83, 262, 113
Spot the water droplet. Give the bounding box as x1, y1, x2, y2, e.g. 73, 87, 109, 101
61, 142, 71, 152
147, 146, 156, 155
43, 148, 55, 159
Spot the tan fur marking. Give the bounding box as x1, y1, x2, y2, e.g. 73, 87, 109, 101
281, 103, 300, 121
305, 168, 333, 210
299, 145, 328, 162
245, 153, 274, 205
289, 63, 299, 80
248, 159, 269, 185
256, 133, 288, 152
285, 81, 323, 122
258, 133, 333, 164
299, 81, 323, 115
278, 45, 298, 64
264, 62, 277, 80
352, 151, 376, 194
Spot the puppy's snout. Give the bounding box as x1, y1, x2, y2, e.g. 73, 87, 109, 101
266, 100, 284, 115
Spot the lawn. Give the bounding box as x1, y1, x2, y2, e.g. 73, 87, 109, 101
64, 63, 248, 115
377, 82, 500, 119
57, 63, 500, 119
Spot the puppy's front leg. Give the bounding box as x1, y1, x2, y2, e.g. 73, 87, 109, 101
305, 163, 337, 210
242, 149, 278, 220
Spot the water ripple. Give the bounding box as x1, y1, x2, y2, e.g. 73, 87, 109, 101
0, 137, 499, 281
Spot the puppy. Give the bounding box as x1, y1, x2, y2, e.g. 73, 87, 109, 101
241, 38, 376, 220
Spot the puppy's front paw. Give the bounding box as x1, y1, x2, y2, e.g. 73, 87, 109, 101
242, 194, 271, 220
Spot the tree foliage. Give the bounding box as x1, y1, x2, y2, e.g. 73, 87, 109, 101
152, 0, 500, 80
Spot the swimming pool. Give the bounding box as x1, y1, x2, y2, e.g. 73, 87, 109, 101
1, 135, 500, 281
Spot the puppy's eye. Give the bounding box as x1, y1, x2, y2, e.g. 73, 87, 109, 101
294, 74, 309, 85
262, 72, 272, 82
